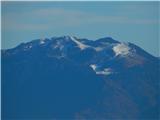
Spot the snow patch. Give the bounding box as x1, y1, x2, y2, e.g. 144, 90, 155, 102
90, 64, 97, 71
53, 41, 64, 50
90, 64, 112, 75
23, 44, 32, 51
40, 38, 46, 44
113, 43, 130, 56
70, 36, 104, 51
96, 68, 112, 75
70, 36, 90, 50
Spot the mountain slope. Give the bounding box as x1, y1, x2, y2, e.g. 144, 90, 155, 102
2, 36, 159, 119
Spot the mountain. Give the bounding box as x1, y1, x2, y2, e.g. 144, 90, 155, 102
2, 36, 159, 119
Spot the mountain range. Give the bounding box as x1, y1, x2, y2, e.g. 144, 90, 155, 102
2, 36, 159, 119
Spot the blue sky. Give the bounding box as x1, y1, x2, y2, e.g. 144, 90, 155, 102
2, 1, 159, 56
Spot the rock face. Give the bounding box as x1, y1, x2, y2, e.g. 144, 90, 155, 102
2, 36, 159, 119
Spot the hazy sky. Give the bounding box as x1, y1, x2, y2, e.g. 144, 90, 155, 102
2, 1, 159, 56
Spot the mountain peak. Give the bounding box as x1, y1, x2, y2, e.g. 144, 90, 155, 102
96, 37, 119, 44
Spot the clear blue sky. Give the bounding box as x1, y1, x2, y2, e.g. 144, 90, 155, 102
2, 1, 159, 56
